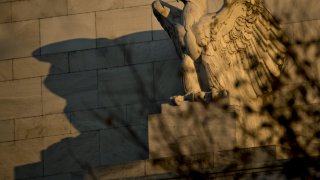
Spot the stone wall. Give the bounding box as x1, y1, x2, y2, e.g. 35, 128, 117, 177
0, 0, 319, 179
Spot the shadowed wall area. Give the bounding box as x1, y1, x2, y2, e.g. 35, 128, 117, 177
13, 34, 183, 179
0, 0, 319, 179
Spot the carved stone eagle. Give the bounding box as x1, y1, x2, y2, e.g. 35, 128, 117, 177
152, 0, 286, 105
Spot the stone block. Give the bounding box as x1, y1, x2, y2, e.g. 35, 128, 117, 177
0, 142, 15, 180
68, 0, 123, 14
154, 60, 184, 100
0, 139, 44, 179
317, 55, 320, 80
282, 24, 294, 40
0, 20, 40, 60
87, 161, 145, 180
0, 119, 14, 142
148, 102, 236, 159
14, 140, 45, 179
96, 6, 152, 47
70, 106, 126, 133
0, 59, 12, 81
145, 159, 169, 176
100, 125, 148, 166
43, 131, 100, 175
26, 174, 73, 180
126, 103, 159, 127
69, 46, 124, 72
0, 2, 11, 23
0, 78, 42, 120
15, 116, 43, 140
12, 0, 67, 21
40, 13, 96, 54
125, 40, 179, 64
13, 53, 68, 79
15, 113, 71, 140
264, 0, 320, 23
43, 133, 78, 148
98, 63, 154, 107
292, 20, 320, 42
282, 21, 320, 84
214, 146, 276, 167
146, 152, 215, 176
42, 71, 98, 114
289, 45, 320, 85
124, 0, 152, 7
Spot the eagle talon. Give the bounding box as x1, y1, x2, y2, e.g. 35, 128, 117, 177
170, 95, 185, 106
211, 90, 229, 100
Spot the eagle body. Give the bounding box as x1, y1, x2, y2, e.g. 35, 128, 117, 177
152, 0, 286, 104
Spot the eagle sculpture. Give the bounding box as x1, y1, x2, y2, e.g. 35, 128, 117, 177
152, 0, 286, 105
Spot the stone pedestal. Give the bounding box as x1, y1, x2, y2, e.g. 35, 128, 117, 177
148, 101, 237, 159
84, 101, 291, 179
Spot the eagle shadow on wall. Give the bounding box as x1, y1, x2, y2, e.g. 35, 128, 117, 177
14, 30, 184, 179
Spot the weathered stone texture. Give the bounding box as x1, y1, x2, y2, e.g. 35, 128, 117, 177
292, 20, 320, 41
124, 0, 152, 7
264, 0, 320, 23
100, 125, 148, 166
40, 13, 96, 54
317, 56, 320, 80
12, 0, 67, 21
0, 20, 40, 60
24, 173, 74, 180
42, 71, 98, 114
70, 106, 126, 133
69, 46, 125, 72
0, 139, 44, 179
15, 114, 71, 140
43, 131, 100, 175
286, 20, 320, 82
214, 146, 276, 167
154, 60, 184, 100
13, 53, 68, 79
126, 103, 157, 127
96, 6, 152, 47
98, 63, 154, 107
125, 40, 178, 64
0, 78, 42, 120
0, 119, 14, 142
89, 161, 145, 179
0, 2, 11, 23
68, 0, 123, 14
0, 59, 12, 81
149, 102, 236, 159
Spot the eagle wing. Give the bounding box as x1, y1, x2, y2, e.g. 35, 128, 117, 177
197, 0, 286, 98
152, 0, 185, 58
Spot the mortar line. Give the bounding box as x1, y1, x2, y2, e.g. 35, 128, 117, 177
38, 19, 42, 55
10, 1, 12, 23
11, 59, 13, 81
66, 0, 69, 15
95, 11, 98, 48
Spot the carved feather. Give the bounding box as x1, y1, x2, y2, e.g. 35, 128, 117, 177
200, 0, 286, 98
